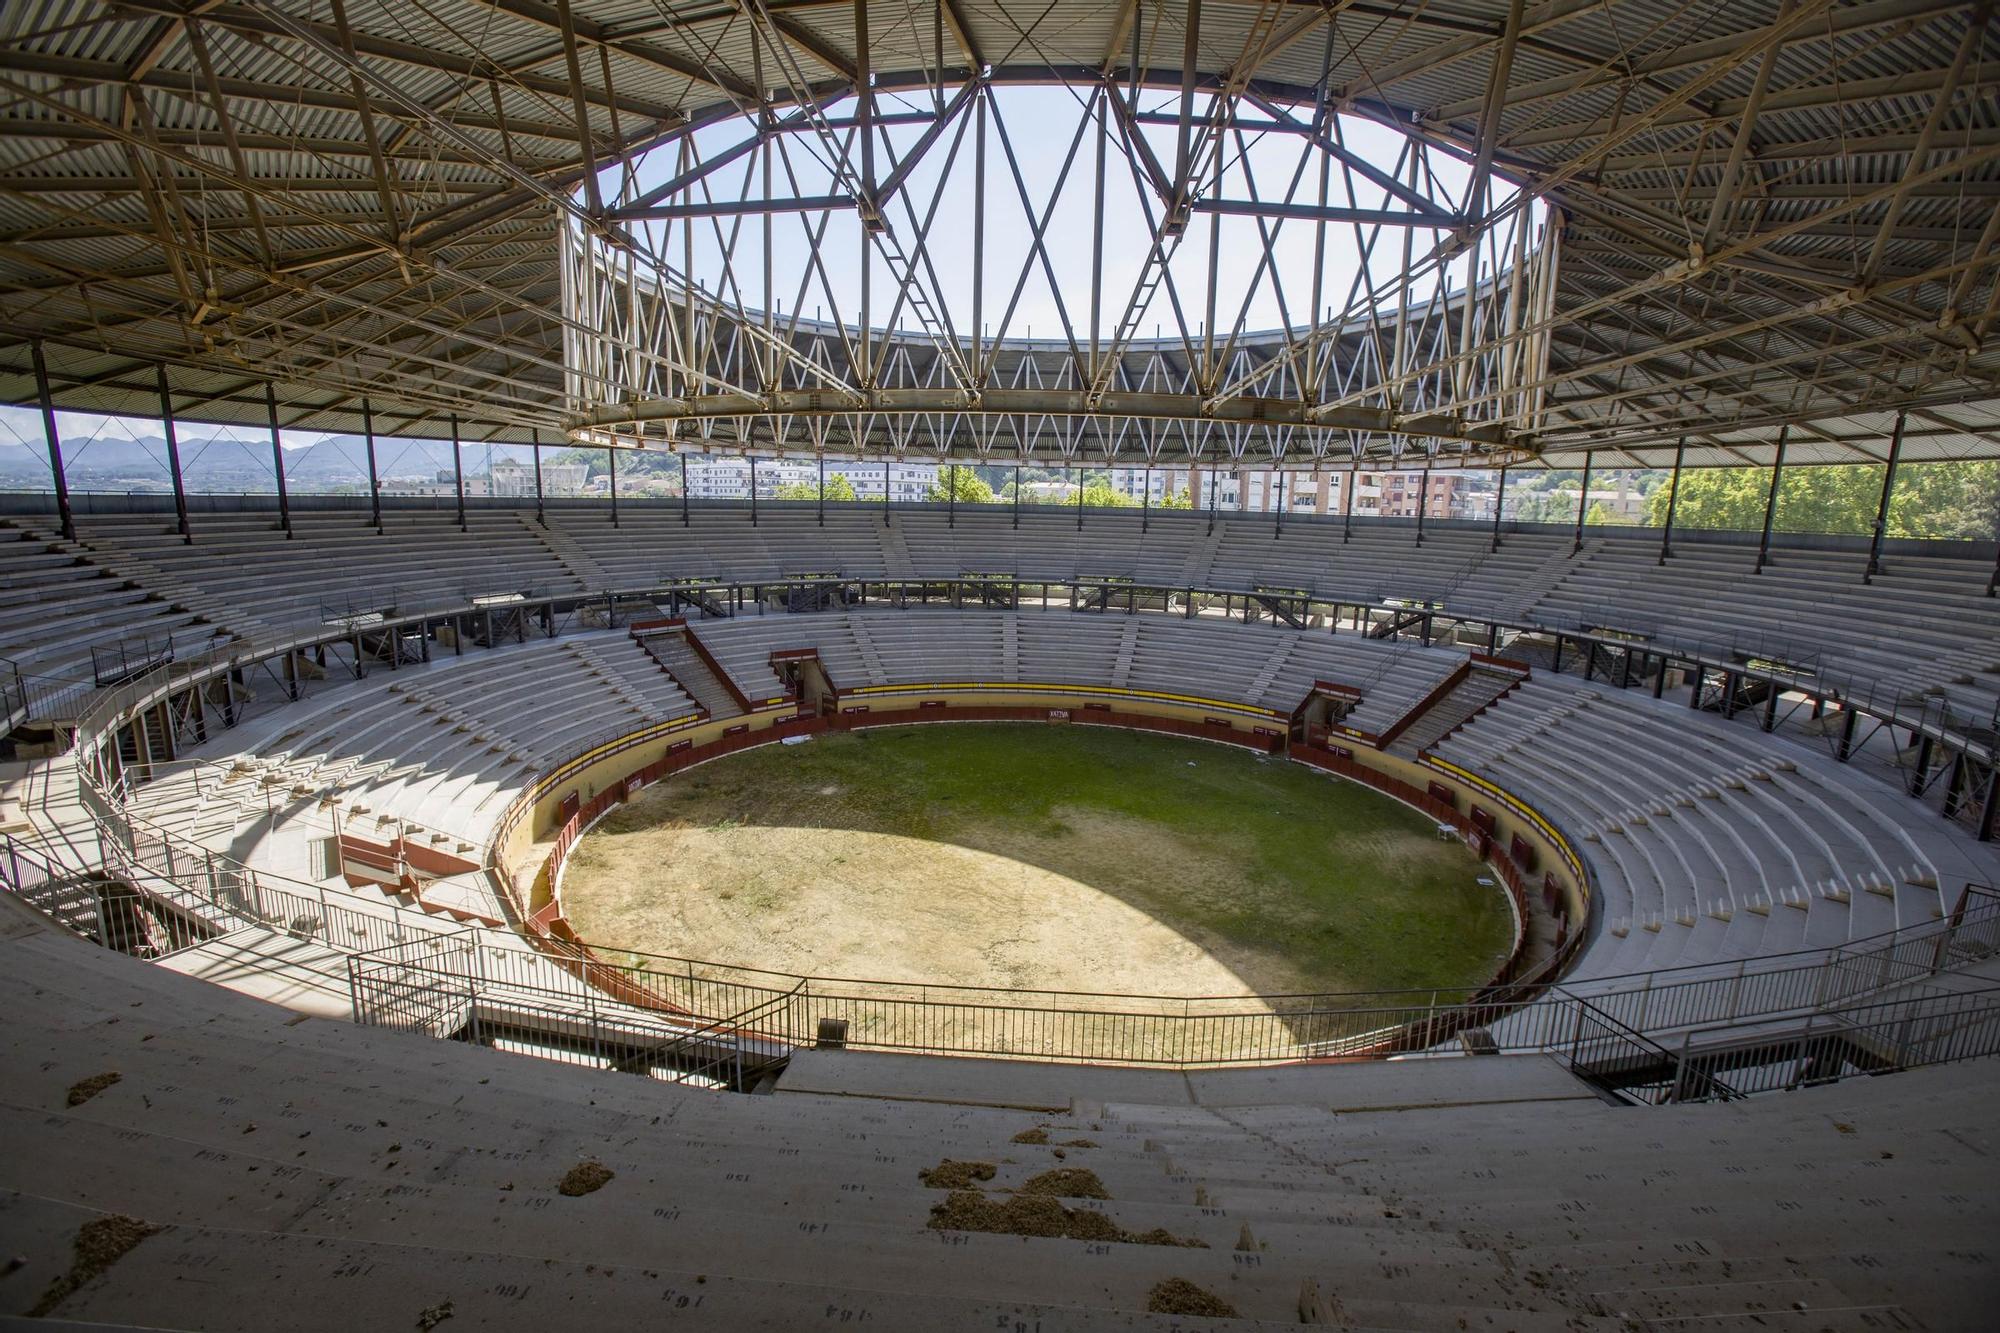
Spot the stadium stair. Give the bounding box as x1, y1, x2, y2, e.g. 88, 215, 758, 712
1390, 663, 1523, 758
634, 627, 744, 720
516, 511, 611, 590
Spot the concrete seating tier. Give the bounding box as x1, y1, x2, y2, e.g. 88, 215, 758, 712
0, 894, 1994, 1331
6, 506, 1995, 724
1428, 674, 2000, 979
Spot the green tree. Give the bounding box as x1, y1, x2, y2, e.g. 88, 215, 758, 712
926, 467, 995, 504
773, 473, 857, 502
1156, 486, 1194, 509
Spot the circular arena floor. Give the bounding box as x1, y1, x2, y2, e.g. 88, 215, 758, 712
557, 724, 1513, 999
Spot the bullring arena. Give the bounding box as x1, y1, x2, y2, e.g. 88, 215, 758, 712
3, 1, 2000, 1328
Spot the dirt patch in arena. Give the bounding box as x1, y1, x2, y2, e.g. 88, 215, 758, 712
560, 725, 1511, 1037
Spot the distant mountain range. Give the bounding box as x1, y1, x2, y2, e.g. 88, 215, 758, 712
0, 433, 504, 487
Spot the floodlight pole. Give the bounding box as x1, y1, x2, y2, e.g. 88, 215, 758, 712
448, 413, 465, 532
1754, 426, 1788, 574
1864, 410, 1905, 584
609, 447, 621, 528
530, 428, 546, 526
1658, 438, 1685, 565
1491, 465, 1506, 552
155, 364, 191, 543
361, 399, 383, 533
1570, 453, 1591, 554
267, 383, 293, 538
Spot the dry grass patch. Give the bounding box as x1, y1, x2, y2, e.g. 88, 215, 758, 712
919, 1159, 997, 1189
65, 1072, 120, 1107
1019, 1167, 1110, 1199
1146, 1277, 1238, 1318
557, 1160, 614, 1196
927, 1191, 1205, 1248
29, 1215, 160, 1317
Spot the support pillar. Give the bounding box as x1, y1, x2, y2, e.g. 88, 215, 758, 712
531, 429, 546, 526
1141, 465, 1151, 533
30, 339, 73, 541
362, 399, 383, 533
1570, 454, 1591, 553
1075, 462, 1084, 530
1837, 706, 1858, 761
155, 364, 191, 543
1902, 732, 1936, 798
1414, 458, 1430, 546
1207, 464, 1219, 537
746, 455, 754, 527
1755, 427, 1787, 573
818, 455, 826, 526
947, 463, 956, 528
266, 383, 293, 537
1658, 437, 1684, 565
883, 459, 891, 527
680, 452, 691, 526
1342, 459, 1357, 544
1012, 463, 1020, 529
1490, 465, 1506, 553
1864, 411, 1905, 584
448, 414, 466, 532
1978, 767, 1998, 842
1274, 469, 1285, 538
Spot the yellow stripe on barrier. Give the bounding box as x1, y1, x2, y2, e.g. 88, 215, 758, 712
1422, 755, 1587, 891
846, 680, 1282, 718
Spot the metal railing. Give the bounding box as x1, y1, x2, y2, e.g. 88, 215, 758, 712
347, 930, 799, 1088
336, 886, 2000, 1074
1661, 986, 2000, 1102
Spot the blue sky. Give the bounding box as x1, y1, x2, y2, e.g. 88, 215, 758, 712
615, 84, 1526, 345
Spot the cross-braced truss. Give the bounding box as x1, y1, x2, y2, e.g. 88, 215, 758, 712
0, 1, 1996, 470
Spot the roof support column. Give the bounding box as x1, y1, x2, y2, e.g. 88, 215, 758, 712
1570, 454, 1591, 554
747, 455, 755, 527
1864, 411, 1905, 584
266, 384, 292, 538
449, 414, 465, 533
155, 365, 191, 544
29, 341, 72, 542
818, 455, 826, 527
1141, 465, 1151, 534
1755, 427, 1788, 573
361, 399, 382, 533
610, 447, 621, 528
948, 463, 957, 528
531, 429, 546, 527
1274, 469, 1286, 539
680, 452, 691, 526
1491, 464, 1506, 553
1658, 438, 1685, 566
1343, 458, 1357, 544
1414, 457, 1431, 547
